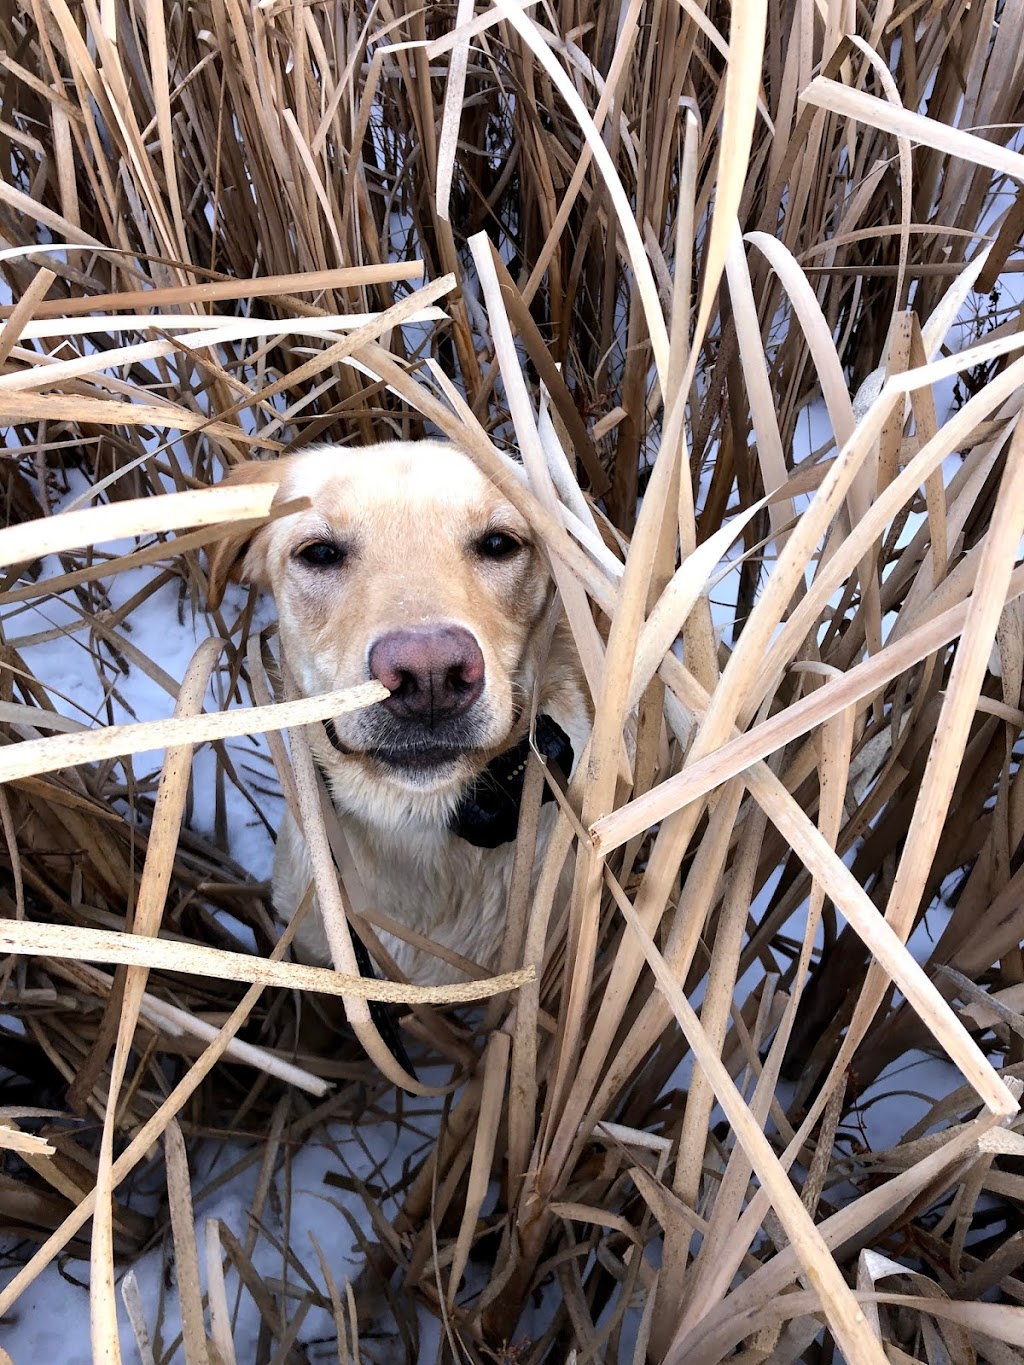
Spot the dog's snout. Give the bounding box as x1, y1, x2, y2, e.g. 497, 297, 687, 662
369, 626, 485, 722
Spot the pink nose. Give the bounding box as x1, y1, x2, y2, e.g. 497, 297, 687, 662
369, 626, 485, 723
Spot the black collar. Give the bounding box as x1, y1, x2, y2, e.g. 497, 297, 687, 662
447, 713, 573, 848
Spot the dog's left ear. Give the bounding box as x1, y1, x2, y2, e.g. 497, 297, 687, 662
206, 459, 290, 610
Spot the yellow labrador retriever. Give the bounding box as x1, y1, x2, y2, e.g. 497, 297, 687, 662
207, 441, 589, 985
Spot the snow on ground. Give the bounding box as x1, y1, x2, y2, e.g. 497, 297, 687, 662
1, 1091, 443, 1362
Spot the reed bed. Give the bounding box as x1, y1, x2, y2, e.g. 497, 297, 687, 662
1, 0, 1024, 1360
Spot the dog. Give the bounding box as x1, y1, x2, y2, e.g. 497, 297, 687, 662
207, 441, 590, 985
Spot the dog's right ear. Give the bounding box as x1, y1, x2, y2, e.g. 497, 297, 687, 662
206, 459, 290, 611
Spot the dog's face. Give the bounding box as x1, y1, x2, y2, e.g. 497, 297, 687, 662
208, 442, 552, 797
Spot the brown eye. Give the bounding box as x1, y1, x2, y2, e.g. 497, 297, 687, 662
296, 541, 344, 568
477, 531, 523, 560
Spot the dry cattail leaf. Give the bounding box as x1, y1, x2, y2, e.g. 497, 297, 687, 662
0, 485, 276, 570
0, 680, 389, 783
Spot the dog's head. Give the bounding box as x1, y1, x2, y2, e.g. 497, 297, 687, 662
208, 441, 552, 801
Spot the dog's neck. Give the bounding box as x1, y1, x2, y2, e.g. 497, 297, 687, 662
321, 714, 573, 849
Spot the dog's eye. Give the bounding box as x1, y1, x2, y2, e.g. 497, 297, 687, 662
296, 541, 345, 568
477, 531, 523, 560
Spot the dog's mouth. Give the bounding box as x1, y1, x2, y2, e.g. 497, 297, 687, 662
323, 716, 485, 774
368, 741, 472, 772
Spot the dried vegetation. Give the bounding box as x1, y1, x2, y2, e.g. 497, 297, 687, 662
2, 0, 1024, 1361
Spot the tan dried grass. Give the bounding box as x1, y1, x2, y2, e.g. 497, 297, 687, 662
2, 2, 1024, 1362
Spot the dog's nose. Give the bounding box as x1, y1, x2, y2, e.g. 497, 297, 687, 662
369, 626, 485, 722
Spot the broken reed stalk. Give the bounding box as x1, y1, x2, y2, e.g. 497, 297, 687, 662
2, 1, 1024, 1361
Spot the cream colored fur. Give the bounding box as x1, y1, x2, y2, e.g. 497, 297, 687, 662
208, 441, 590, 985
